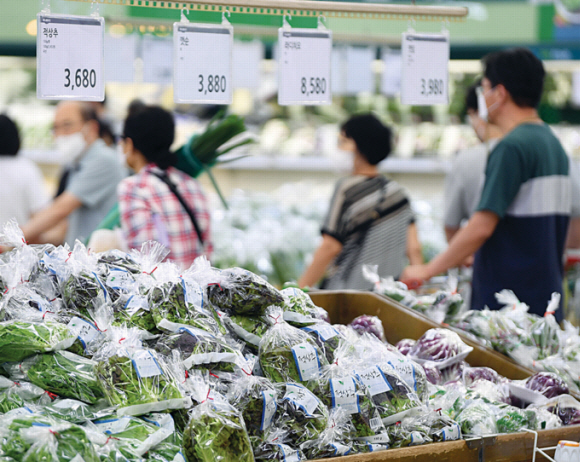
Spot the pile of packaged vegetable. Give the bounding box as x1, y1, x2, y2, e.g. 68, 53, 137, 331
0, 220, 577, 462
365, 265, 580, 398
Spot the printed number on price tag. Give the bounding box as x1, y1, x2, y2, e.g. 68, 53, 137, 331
278, 28, 332, 105
37, 14, 104, 101
173, 23, 233, 104
400, 31, 449, 105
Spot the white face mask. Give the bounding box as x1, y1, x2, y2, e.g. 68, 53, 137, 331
476, 87, 489, 122
55, 131, 87, 165
333, 148, 354, 173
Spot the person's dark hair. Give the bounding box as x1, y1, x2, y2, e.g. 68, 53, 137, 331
78, 103, 98, 123
465, 80, 481, 112
127, 99, 146, 118
340, 114, 392, 165
123, 106, 177, 170
98, 119, 115, 147
0, 115, 20, 156
482, 48, 545, 109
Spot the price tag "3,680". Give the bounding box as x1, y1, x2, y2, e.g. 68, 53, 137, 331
37, 14, 105, 101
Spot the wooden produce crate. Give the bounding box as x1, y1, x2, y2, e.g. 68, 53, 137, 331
309, 290, 534, 381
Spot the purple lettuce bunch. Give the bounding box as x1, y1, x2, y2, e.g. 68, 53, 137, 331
526, 372, 569, 399
463, 367, 500, 387
348, 315, 386, 342
409, 328, 466, 363
395, 339, 416, 356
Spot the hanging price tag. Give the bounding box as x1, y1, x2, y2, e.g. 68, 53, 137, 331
400, 31, 449, 105
278, 28, 332, 106
37, 13, 104, 101
173, 22, 233, 104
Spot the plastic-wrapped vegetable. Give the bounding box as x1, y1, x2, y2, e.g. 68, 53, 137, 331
525, 372, 569, 399
204, 265, 285, 316
386, 419, 431, 448
530, 293, 562, 360
537, 394, 580, 426
281, 288, 328, 327
277, 383, 329, 447
465, 379, 510, 405
348, 315, 386, 343
0, 283, 59, 323
259, 307, 328, 385
93, 329, 189, 416
396, 339, 415, 356
455, 400, 498, 436
301, 322, 345, 363
253, 429, 305, 462
112, 291, 159, 335
496, 405, 536, 433
422, 362, 443, 385
0, 320, 75, 363
353, 363, 423, 423
299, 408, 355, 459
362, 266, 418, 308
223, 314, 268, 352
408, 329, 473, 368
182, 396, 254, 462
463, 367, 501, 387
42, 398, 112, 424
18, 351, 104, 404
227, 375, 278, 443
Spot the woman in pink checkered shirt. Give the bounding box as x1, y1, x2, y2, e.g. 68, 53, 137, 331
117, 106, 213, 270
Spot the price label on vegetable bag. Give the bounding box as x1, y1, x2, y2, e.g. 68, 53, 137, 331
400, 31, 449, 105
37, 13, 104, 101
173, 22, 233, 104
278, 28, 332, 106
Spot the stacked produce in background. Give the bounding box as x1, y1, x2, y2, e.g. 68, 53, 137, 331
0, 220, 578, 462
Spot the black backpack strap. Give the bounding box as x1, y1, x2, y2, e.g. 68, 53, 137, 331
150, 170, 205, 247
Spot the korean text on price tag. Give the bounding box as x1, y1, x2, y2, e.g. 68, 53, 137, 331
37, 14, 104, 101
278, 28, 332, 106
173, 22, 233, 104
400, 31, 449, 105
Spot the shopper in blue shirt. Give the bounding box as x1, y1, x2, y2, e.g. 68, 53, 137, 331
402, 48, 571, 320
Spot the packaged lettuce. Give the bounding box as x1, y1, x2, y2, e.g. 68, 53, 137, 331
227, 375, 279, 443
0, 320, 75, 363
93, 329, 190, 416
299, 408, 355, 459
182, 396, 254, 462
530, 293, 562, 360
259, 307, 328, 385
281, 288, 328, 328
112, 292, 159, 335
301, 322, 344, 363
455, 400, 498, 436
278, 383, 329, 447
203, 264, 285, 316
98, 249, 142, 275
149, 274, 224, 336
496, 405, 537, 433
0, 282, 59, 323
224, 314, 268, 352
18, 351, 104, 404
154, 324, 245, 373
386, 418, 431, 448
253, 429, 305, 462
408, 328, 473, 369
43, 398, 112, 424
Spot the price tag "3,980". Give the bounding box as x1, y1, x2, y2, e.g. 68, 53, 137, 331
400, 31, 449, 106
173, 22, 233, 104
37, 14, 105, 101
278, 28, 332, 106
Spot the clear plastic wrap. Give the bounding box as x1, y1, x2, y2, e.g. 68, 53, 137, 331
530, 293, 562, 360
455, 400, 498, 436
43, 399, 112, 424
93, 327, 190, 416
408, 329, 473, 369
462, 367, 501, 387
0, 282, 60, 323
182, 397, 255, 462
495, 405, 537, 433
301, 322, 345, 363
348, 315, 386, 342
538, 394, 580, 426
253, 428, 305, 462
525, 372, 569, 399
223, 313, 268, 352
396, 339, 416, 357
258, 307, 328, 385
299, 408, 355, 459
281, 288, 328, 328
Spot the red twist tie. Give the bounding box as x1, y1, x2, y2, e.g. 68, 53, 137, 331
119, 337, 126, 344
143, 266, 158, 276
201, 389, 211, 403
12, 382, 20, 387
435, 408, 442, 416
49, 429, 60, 436
242, 368, 252, 376
65, 252, 72, 262
545, 311, 556, 317
42, 311, 54, 320
396, 421, 401, 426
268, 314, 281, 325
208, 282, 223, 291
209, 373, 219, 379
105, 436, 119, 444
45, 391, 58, 400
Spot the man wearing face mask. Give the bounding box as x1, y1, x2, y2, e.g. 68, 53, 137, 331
402, 48, 572, 320
444, 82, 503, 246
21, 101, 124, 246
299, 113, 423, 290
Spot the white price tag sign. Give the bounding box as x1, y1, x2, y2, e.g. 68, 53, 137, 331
173, 22, 233, 104
37, 14, 104, 101
400, 31, 449, 105
278, 28, 332, 105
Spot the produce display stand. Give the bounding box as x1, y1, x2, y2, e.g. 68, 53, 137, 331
309, 290, 535, 380
310, 290, 580, 461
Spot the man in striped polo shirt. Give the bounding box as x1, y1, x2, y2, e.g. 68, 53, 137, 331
402, 48, 571, 320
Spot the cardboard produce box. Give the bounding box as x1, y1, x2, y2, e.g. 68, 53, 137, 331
309, 291, 534, 381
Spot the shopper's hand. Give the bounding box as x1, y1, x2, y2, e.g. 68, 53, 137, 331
400, 264, 431, 284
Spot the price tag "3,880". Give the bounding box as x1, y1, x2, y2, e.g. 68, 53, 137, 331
37, 14, 105, 101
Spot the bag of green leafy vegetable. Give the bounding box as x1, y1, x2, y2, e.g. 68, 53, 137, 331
182, 395, 255, 462
259, 307, 328, 386
280, 288, 329, 328
43, 398, 112, 424
223, 313, 268, 352
227, 375, 279, 445
93, 328, 190, 416
253, 429, 305, 462
18, 351, 104, 404
0, 282, 60, 323
0, 320, 75, 363
299, 408, 355, 459
277, 383, 329, 447
200, 262, 284, 317
154, 324, 246, 373
455, 399, 498, 436
530, 293, 562, 360
301, 322, 345, 363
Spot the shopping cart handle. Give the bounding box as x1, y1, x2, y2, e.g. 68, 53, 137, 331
400, 278, 423, 290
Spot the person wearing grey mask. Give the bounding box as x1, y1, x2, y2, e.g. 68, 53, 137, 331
21, 101, 125, 246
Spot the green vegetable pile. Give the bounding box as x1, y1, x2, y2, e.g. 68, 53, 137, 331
62, 272, 106, 320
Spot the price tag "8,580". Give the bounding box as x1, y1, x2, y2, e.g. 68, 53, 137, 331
278, 28, 332, 106
400, 31, 449, 106
37, 14, 104, 101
